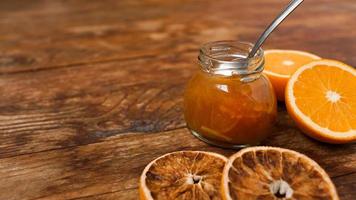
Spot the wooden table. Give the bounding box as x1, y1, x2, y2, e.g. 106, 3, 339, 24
0, 0, 355, 199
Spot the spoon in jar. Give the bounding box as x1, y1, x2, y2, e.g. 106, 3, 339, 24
247, 0, 304, 58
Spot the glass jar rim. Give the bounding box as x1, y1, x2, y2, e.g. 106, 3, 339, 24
198, 40, 264, 76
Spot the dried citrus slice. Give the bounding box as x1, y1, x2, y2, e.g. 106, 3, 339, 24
264, 50, 321, 101
140, 151, 227, 200
221, 146, 339, 200
286, 59, 356, 143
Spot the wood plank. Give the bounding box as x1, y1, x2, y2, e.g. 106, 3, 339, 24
0, 52, 196, 158
1, 0, 355, 74
1, 50, 354, 162
0, 50, 355, 165
0, 128, 354, 200
0, 129, 229, 200
332, 173, 356, 200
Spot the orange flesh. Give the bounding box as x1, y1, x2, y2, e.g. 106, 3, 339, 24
264, 51, 320, 101
293, 65, 356, 132
265, 52, 319, 76
184, 71, 277, 145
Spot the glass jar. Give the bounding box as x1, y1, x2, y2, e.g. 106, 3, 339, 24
184, 41, 277, 148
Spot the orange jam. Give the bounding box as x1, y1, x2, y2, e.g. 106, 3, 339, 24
184, 41, 277, 148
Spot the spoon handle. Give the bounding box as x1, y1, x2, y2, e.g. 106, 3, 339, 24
248, 0, 304, 58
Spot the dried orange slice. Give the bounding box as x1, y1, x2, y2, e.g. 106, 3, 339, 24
221, 146, 339, 200
286, 59, 356, 143
264, 50, 321, 101
140, 151, 227, 200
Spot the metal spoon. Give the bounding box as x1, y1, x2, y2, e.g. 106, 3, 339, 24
248, 0, 304, 58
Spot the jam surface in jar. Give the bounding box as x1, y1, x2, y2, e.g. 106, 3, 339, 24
184, 71, 277, 146
184, 41, 277, 147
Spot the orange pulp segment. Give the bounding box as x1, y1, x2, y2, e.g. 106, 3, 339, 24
264, 50, 321, 101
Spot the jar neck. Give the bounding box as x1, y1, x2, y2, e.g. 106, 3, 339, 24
198, 41, 264, 82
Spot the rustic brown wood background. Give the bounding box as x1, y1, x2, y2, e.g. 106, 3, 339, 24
0, 0, 355, 199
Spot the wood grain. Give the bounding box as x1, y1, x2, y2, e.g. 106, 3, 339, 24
0, 128, 354, 200
0, 0, 355, 74
0, 52, 195, 158
0, 0, 355, 199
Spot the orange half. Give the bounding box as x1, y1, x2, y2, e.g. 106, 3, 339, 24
285, 59, 356, 143
264, 50, 321, 101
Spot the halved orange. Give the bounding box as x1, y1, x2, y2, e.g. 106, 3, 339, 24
264, 50, 321, 101
221, 146, 339, 200
285, 59, 356, 143
139, 151, 227, 199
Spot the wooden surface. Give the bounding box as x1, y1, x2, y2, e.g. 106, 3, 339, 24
0, 0, 355, 199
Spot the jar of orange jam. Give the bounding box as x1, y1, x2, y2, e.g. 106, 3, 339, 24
184, 41, 277, 148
